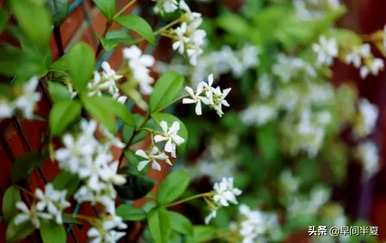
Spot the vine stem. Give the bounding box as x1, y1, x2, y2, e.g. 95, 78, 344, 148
96, 0, 137, 57
166, 192, 213, 207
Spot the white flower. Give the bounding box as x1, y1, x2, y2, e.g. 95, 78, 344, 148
345, 44, 370, 68
182, 82, 208, 115
0, 100, 14, 119
154, 121, 185, 157
123, 46, 155, 95
206, 86, 231, 117
88, 215, 127, 243
204, 209, 217, 224
238, 205, 278, 243
14, 76, 41, 119
153, 0, 178, 13
353, 98, 378, 138
171, 10, 206, 65
135, 146, 171, 171
240, 104, 277, 126
14, 201, 51, 228
356, 141, 379, 178
312, 36, 338, 66
360, 58, 384, 79
35, 183, 70, 224
88, 62, 126, 103
212, 177, 242, 207
272, 54, 315, 82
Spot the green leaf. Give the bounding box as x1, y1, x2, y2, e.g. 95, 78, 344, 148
0, 9, 8, 32
2, 186, 21, 222
82, 96, 117, 133
65, 43, 95, 92
11, 152, 44, 183
115, 15, 155, 44
47, 81, 72, 102
6, 218, 35, 243
151, 113, 188, 152
93, 0, 116, 20
115, 172, 154, 200
101, 30, 134, 51
52, 171, 80, 197
40, 219, 66, 243
95, 96, 135, 126
149, 72, 184, 113
49, 100, 81, 136
148, 208, 170, 243
10, 0, 52, 47
47, 0, 69, 25
157, 170, 190, 205
116, 204, 146, 221
187, 226, 216, 243
168, 211, 193, 236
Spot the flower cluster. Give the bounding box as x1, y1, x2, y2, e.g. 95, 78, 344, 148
272, 54, 316, 83
356, 141, 380, 178
123, 46, 155, 95
205, 177, 242, 224
15, 183, 70, 228
135, 120, 185, 171
55, 119, 127, 242
344, 44, 384, 79
235, 205, 279, 243
153, 0, 179, 14
293, 0, 341, 20
0, 76, 41, 120
312, 36, 338, 66
88, 62, 127, 104
183, 74, 231, 117
87, 215, 127, 243
170, 1, 206, 65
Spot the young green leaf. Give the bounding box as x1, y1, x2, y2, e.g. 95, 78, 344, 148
47, 82, 72, 102
49, 100, 81, 136
115, 15, 155, 44
65, 43, 95, 92
40, 220, 66, 243
148, 208, 171, 243
47, 0, 69, 25
157, 170, 190, 205
93, 0, 116, 20
82, 96, 117, 133
2, 186, 21, 222
11, 152, 44, 183
6, 218, 34, 243
149, 72, 184, 113
116, 204, 146, 221
10, 0, 52, 47
168, 211, 193, 236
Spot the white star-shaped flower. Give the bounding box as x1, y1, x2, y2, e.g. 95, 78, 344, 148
154, 121, 185, 158
135, 146, 171, 171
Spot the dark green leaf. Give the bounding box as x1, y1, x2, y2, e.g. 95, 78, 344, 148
149, 72, 184, 113
157, 170, 190, 205
2, 186, 20, 222
40, 219, 66, 243
187, 226, 216, 243
148, 208, 170, 243
6, 218, 35, 243
168, 211, 193, 236
49, 100, 81, 136
47, 81, 72, 102
115, 15, 155, 43
94, 96, 135, 126
47, 0, 69, 25
11, 152, 44, 183
116, 204, 146, 221
10, 0, 52, 47
93, 0, 115, 20
52, 171, 80, 197
0, 9, 8, 32
115, 173, 154, 200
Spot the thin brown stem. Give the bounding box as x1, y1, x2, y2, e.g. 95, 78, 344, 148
114, 0, 137, 19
